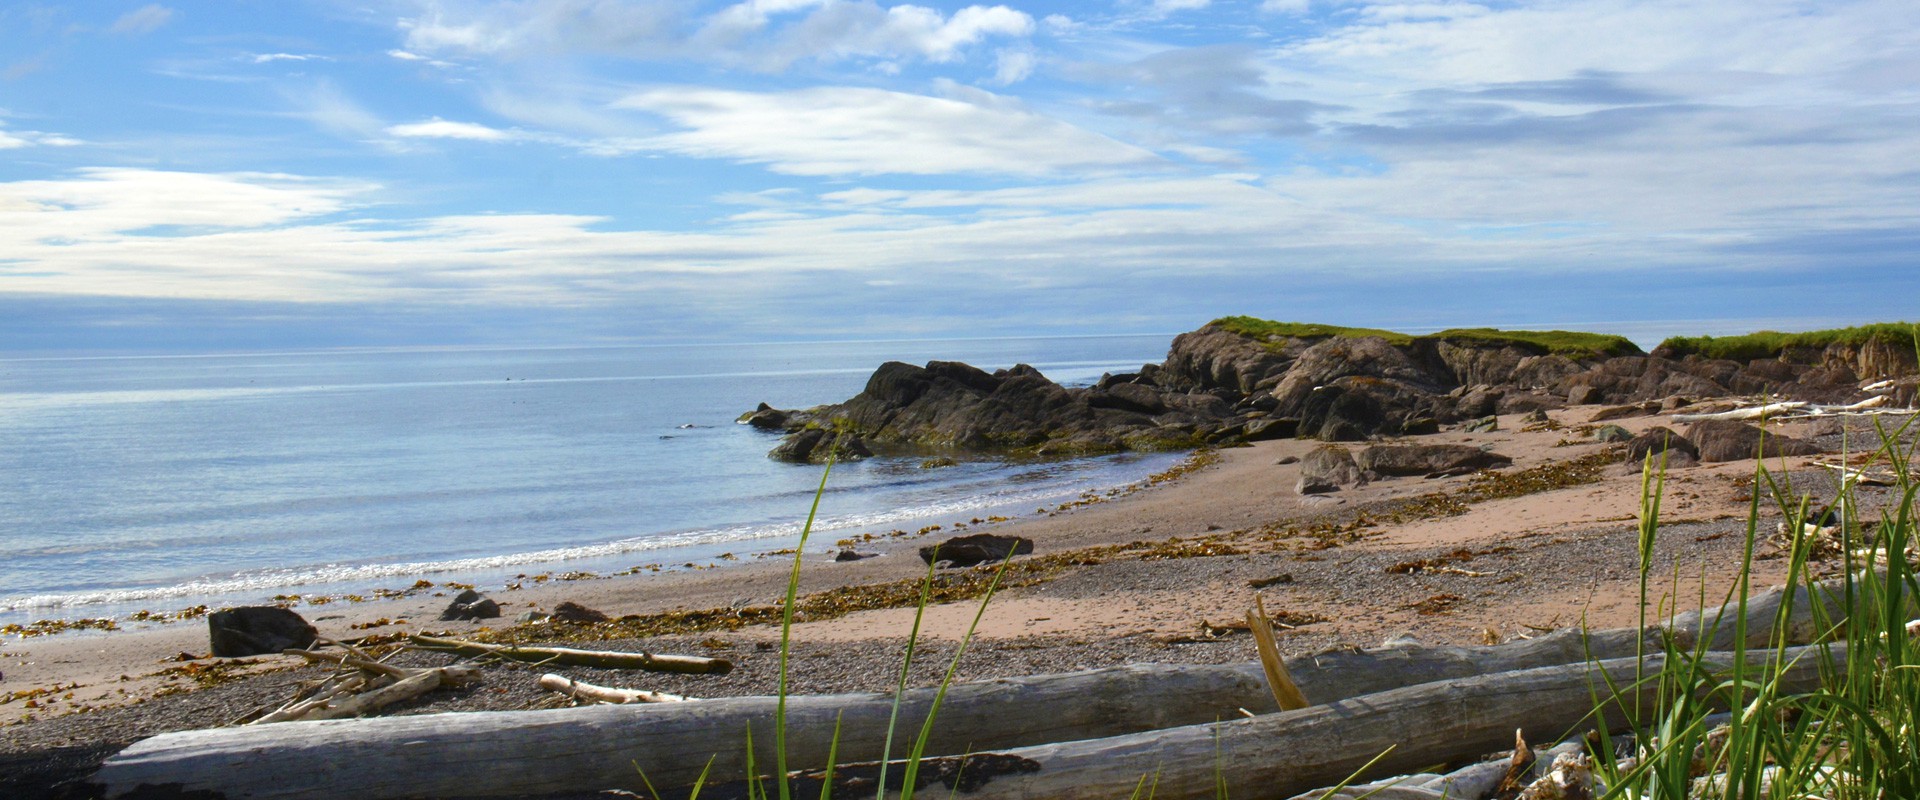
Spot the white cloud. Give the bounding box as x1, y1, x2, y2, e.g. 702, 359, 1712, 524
251, 53, 326, 64
612, 85, 1161, 176
1259, 0, 1309, 13
402, 1, 1034, 72
993, 47, 1035, 83
109, 5, 175, 36
1151, 0, 1211, 16
0, 123, 81, 150
386, 118, 514, 141
286, 81, 385, 140
388, 49, 428, 61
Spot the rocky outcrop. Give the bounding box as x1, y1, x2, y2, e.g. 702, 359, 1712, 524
746, 319, 1913, 458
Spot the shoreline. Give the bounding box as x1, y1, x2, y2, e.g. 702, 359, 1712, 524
0, 447, 1188, 633
5, 404, 1895, 740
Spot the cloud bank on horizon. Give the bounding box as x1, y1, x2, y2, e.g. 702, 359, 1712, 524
1, 0, 1916, 349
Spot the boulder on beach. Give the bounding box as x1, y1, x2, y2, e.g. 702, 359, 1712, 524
1296, 444, 1368, 494
1357, 444, 1512, 478
1685, 420, 1820, 463
1624, 426, 1698, 464
1593, 424, 1633, 443
549, 601, 609, 624
208, 606, 317, 658
919, 533, 1034, 568
440, 589, 501, 622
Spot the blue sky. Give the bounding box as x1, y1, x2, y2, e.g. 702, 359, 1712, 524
2, 1, 1917, 351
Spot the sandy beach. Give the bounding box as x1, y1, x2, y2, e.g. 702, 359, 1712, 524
2, 404, 1905, 792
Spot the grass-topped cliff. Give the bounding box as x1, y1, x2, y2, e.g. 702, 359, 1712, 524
1212, 316, 1642, 360
1657, 322, 1920, 361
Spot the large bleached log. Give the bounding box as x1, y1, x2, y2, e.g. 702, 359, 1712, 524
407, 635, 733, 674
744, 646, 1842, 800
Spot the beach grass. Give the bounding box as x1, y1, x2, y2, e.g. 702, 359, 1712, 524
1655, 322, 1920, 362
1586, 414, 1920, 799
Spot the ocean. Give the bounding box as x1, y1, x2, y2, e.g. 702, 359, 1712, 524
0, 335, 1182, 626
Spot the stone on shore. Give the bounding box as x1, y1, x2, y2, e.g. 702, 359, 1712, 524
1685, 420, 1820, 463
440, 589, 501, 622
1623, 426, 1699, 464
1357, 443, 1512, 477
919, 533, 1034, 568
1297, 444, 1368, 494
208, 607, 318, 658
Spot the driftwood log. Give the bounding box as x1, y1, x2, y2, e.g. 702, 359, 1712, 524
537, 674, 689, 704
94, 576, 1879, 799
736, 646, 1843, 800
407, 635, 733, 674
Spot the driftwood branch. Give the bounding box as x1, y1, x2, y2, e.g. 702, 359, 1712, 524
408, 635, 733, 674
538, 674, 690, 705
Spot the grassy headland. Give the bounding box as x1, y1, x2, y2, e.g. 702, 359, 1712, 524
1657, 322, 1920, 361
1212, 315, 1643, 359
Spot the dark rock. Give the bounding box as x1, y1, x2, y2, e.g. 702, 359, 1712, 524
1400, 417, 1441, 436
919, 534, 1034, 568
550, 601, 609, 624
770, 428, 830, 462
741, 403, 791, 430
1624, 426, 1699, 464
1087, 382, 1166, 415
1242, 417, 1298, 441
440, 589, 501, 621
1158, 326, 1294, 393
1275, 455, 1301, 465
1454, 385, 1503, 418
1593, 424, 1634, 443
834, 549, 877, 562
1566, 384, 1603, 405
770, 429, 873, 463
1498, 393, 1563, 415
1461, 415, 1499, 433
1357, 444, 1513, 477
920, 456, 958, 469
208, 607, 318, 657
1686, 420, 1820, 463
1589, 404, 1646, 422
1296, 444, 1367, 494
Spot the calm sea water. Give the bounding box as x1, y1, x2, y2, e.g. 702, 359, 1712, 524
0, 335, 1181, 625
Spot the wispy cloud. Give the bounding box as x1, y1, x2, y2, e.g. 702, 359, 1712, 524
250, 53, 329, 64
386, 118, 515, 141
612, 84, 1161, 175
108, 4, 175, 36
400, 0, 1034, 72
0, 122, 81, 149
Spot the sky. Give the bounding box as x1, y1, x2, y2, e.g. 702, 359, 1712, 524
1, 0, 1917, 352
